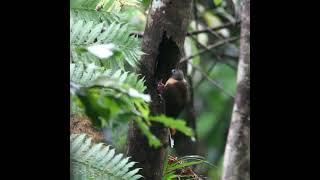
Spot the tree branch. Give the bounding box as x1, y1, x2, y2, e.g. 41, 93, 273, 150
189, 35, 237, 69
130, 21, 240, 38
179, 36, 240, 65
194, 60, 218, 90
190, 63, 235, 99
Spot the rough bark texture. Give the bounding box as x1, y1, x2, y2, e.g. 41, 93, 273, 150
70, 114, 104, 143
222, 0, 250, 179
125, 0, 192, 179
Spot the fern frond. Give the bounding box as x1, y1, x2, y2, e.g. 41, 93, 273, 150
70, 62, 112, 86
70, 19, 143, 68
71, 63, 146, 92
95, 0, 141, 12
163, 155, 215, 179
71, 9, 120, 25
71, 0, 120, 24
71, 133, 143, 180
70, 0, 141, 25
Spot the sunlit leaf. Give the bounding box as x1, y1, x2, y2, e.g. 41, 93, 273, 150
87, 43, 115, 59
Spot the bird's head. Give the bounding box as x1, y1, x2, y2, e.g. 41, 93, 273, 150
171, 69, 184, 81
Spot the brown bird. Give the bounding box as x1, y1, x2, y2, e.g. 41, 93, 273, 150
157, 69, 189, 147
159, 69, 188, 117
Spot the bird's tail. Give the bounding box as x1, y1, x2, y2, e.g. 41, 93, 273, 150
169, 130, 174, 148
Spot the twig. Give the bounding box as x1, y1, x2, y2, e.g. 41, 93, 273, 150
194, 61, 218, 90
129, 21, 240, 38
189, 0, 199, 81
220, 53, 239, 60
193, 0, 199, 39
186, 21, 240, 36
179, 36, 240, 64
190, 63, 235, 99
189, 36, 237, 69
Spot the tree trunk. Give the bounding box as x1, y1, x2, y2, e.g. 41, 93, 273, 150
125, 0, 192, 179
221, 0, 250, 179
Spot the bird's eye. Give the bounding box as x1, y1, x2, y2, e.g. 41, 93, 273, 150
171, 69, 175, 74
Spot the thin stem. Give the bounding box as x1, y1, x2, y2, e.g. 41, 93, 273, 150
129, 21, 241, 38
189, 36, 237, 69
194, 60, 218, 90
190, 63, 235, 99
179, 36, 240, 64
186, 21, 240, 36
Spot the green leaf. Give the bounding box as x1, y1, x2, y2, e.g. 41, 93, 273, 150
149, 115, 194, 137
213, 0, 222, 6
167, 160, 204, 173
135, 117, 162, 147
134, 100, 150, 120
76, 87, 111, 127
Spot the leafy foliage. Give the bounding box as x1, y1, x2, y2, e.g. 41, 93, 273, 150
70, 63, 111, 86
71, 3, 120, 25
70, 0, 141, 24
69, 0, 242, 179
70, 2, 199, 180
70, 19, 143, 69
71, 133, 143, 180
95, 0, 141, 12
149, 115, 194, 138
163, 155, 214, 180
70, 63, 145, 92
213, 0, 222, 6
71, 69, 194, 147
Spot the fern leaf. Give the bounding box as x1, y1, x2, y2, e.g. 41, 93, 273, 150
71, 19, 142, 68
71, 133, 87, 154
71, 133, 142, 179
114, 161, 136, 176
98, 148, 115, 166
105, 153, 123, 170
109, 157, 130, 174
130, 174, 144, 180
71, 64, 146, 93
70, 63, 111, 86
71, 9, 120, 25
82, 143, 104, 161
123, 168, 142, 179
96, 0, 141, 12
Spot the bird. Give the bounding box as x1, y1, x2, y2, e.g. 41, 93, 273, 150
157, 69, 189, 147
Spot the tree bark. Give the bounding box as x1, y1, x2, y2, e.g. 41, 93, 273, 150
125, 0, 192, 179
70, 114, 104, 143
221, 0, 250, 179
